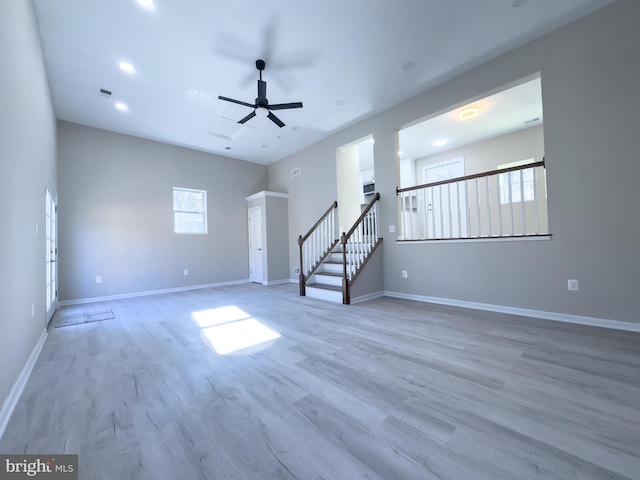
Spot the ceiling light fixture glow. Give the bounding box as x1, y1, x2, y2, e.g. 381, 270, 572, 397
432, 139, 448, 147
459, 107, 480, 120
136, 0, 155, 10
119, 61, 135, 74
115, 102, 128, 112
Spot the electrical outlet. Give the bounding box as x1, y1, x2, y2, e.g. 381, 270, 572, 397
568, 279, 579, 291
184, 269, 189, 276
402, 270, 408, 278
389, 225, 396, 233
294, 267, 300, 275
96, 276, 102, 283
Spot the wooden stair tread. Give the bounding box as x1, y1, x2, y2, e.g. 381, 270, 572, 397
306, 283, 342, 292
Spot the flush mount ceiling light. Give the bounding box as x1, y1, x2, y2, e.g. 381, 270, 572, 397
119, 61, 135, 74
115, 102, 128, 112
255, 106, 269, 118
432, 139, 448, 147
136, 0, 155, 10
459, 107, 480, 120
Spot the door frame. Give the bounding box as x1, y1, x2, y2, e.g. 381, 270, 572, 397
248, 206, 264, 284
45, 188, 58, 323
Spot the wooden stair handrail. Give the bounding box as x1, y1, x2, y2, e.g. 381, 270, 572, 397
298, 200, 338, 296
341, 192, 380, 243
396, 159, 545, 194
340, 192, 381, 305
299, 201, 338, 245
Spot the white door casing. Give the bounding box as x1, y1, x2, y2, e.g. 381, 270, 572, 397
45, 189, 58, 322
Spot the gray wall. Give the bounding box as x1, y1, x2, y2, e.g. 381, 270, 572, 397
268, 0, 640, 324
265, 196, 290, 283
57, 122, 267, 301
0, 0, 57, 417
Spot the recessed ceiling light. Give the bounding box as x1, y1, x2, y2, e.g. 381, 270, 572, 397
336, 99, 346, 106
137, 0, 155, 10
119, 61, 135, 74
115, 102, 128, 112
459, 107, 480, 120
432, 139, 448, 147
402, 61, 415, 71
397, 150, 403, 156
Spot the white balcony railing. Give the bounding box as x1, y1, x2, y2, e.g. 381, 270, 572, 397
397, 160, 548, 241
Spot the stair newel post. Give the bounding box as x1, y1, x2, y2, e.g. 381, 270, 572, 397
341, 232, 350, 304
298, 235, 305, 296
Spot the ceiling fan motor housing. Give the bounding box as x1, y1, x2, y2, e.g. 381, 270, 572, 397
218, 58, 302, 128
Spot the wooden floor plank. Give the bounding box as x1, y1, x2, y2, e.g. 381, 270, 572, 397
1, 283, 638, 479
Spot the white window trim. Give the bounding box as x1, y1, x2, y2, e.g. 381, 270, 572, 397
173, 186, 207, 235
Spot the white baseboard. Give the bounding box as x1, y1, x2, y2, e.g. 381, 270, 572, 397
59, 279, 251, 307
384, 291, 640, 333
262, 279, 291, 286
289, 277, 299, 284
351, 291, 385, 304
0, 329, 47, 440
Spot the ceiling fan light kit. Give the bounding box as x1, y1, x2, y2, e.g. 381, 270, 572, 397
218, 59, 303, 128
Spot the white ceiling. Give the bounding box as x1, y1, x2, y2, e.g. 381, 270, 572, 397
399, 76, 543, 160
32, 0, 616, 165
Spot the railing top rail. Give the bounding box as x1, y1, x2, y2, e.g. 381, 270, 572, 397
298, 200, 338, 245
396, 159, 545, 194
342, 192, 380, 242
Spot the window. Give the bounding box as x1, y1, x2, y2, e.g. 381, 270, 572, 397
498, 159, 535, 204
173, 187, 207, 234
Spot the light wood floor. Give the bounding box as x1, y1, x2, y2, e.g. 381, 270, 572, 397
1, 283, 639, 479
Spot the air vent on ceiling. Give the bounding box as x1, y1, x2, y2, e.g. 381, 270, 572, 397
291, 167, 301, 178
99, 88, 112, 97
524, 117, 540, 125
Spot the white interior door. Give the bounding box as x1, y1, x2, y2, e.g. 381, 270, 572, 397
423, 157, 467, 238
45, 189, 58, 321
248, 206, 264, 283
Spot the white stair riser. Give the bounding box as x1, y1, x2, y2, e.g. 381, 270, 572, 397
321, 263, 343, 274
314, 274, 342, 287
306, 286, 342, 303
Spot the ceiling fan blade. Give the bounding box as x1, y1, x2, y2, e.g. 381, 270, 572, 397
238, 110, 257, 124
269, 102, 303, 110
267, 111, 285, 128
218, 96, 255, 109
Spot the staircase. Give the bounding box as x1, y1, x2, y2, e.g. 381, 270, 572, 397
305, 244, 357, 303
299, 194, 382, 304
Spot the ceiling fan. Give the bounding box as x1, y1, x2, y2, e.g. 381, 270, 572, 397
218, 59, 303, 128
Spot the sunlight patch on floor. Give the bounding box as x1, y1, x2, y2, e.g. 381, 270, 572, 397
192, 306, 281, 355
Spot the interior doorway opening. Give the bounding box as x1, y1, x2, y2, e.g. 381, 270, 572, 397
336, 135, 375, 234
